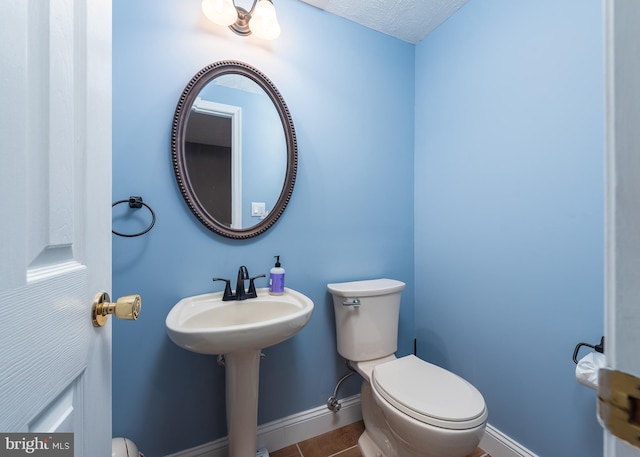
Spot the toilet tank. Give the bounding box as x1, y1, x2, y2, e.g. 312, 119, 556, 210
327, 279, 405, 362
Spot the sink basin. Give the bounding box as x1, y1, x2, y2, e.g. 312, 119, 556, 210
166, 286, 314, 456
166, 287, 314, 355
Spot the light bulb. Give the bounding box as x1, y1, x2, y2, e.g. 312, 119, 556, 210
249, 0, 280, 40
202, 0, 237, 26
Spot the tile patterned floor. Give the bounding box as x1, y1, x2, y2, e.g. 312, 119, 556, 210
269, 421, 490, 457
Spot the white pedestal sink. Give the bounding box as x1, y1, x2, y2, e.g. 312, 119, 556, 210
166, 288, 314, 457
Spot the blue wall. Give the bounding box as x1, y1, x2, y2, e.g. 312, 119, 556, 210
414, 1, 604, 457
112, 1, 415, 455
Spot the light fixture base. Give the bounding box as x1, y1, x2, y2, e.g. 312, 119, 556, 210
229, 6, 252, 36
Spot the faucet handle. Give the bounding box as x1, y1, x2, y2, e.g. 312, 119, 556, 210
247, 274, 266, 299
212, 277, 235, 301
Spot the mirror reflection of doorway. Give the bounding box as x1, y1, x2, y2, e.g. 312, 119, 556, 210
185, 99, 242, 228
185, 117, 231, 226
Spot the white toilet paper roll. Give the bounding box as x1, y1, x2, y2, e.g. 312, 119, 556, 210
575, 352, 606, 390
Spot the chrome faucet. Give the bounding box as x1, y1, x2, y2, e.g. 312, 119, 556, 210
213, 266, 265, 301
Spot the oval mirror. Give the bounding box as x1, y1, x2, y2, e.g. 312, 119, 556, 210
172, 60, 297, 239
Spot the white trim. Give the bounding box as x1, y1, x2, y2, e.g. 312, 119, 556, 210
479, 424, 539, 457
165, 396, 539, 457
604, 2, 617, 454
164, 395, 362, 457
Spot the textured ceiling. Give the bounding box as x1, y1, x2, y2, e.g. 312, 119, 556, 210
298, 0, 469, 44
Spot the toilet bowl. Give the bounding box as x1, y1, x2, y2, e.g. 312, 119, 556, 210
327, 279, 487, 457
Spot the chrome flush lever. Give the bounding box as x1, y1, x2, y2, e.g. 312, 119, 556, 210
342, 298, 360, 307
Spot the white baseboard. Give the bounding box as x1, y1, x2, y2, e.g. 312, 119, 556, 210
479, 424, 539, 457
164, 395, 362, 457
165, 396, 537, 457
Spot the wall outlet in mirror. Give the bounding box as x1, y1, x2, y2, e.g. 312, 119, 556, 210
251, 202, 266, 217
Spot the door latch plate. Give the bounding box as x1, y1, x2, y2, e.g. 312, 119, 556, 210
598, 368, 640, 448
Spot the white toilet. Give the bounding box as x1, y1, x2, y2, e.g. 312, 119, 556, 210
327, 279, 487, 457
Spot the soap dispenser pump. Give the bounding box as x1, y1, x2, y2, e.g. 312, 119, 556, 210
269, 255, 285, 295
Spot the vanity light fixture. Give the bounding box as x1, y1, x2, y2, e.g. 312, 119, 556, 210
202, 0, 281, 40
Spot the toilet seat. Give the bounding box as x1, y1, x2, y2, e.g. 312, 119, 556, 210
372, 355, 487, 430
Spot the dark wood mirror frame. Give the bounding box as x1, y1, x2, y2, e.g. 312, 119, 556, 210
172, 60, 297, 239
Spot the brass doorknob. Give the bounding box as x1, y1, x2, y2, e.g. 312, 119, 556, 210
92, 292, 141, 327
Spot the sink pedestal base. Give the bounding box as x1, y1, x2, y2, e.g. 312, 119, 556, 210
225, 350, 261, 457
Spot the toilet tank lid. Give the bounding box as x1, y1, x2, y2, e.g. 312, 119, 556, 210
327, 279, 405, 297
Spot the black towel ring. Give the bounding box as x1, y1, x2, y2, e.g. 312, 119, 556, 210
112, 196, 156, 237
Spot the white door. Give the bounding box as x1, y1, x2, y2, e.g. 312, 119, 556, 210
0, 0, 112, 456
603, 0, 640, 456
